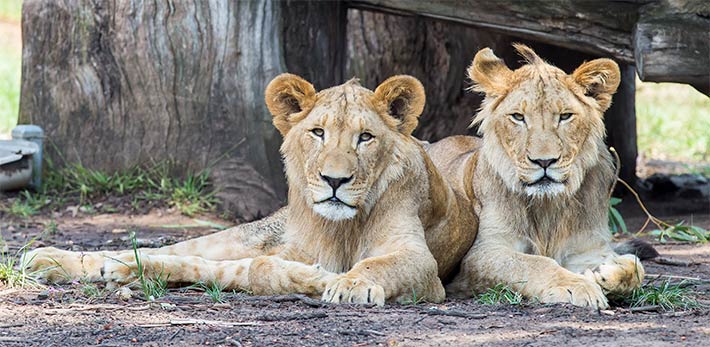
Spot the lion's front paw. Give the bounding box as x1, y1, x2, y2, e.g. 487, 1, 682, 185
541, 275, 608, 309
585, 254, 644, 295
101, 254, 139, 284
22, 247, 80, 283
322, 276, 385, 306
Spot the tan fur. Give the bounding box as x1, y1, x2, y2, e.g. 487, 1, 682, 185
441, 45, 642, 309
26, 75, 478, 306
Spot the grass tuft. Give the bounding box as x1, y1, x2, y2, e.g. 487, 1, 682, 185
0, 236, 42, 289
621, 280, 699, 311
400, 287, 426, 305
129, 232, 168, 301
476, 283, 524, 305
193, 280, 227, 303
1, 162, 218, 218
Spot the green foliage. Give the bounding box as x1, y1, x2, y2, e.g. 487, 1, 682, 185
649, 222, 709, 243
0, 0, 22, 22
1, 162, 217, 218
636, 81, 710, 163
0, 236, 42, 288
400, 287, 426, 305
623, 280, 699, 311
608, 197, 628, 234
129, 232, 168, 301
80, 281, 104, 298
0, 6, 21, 134
476, 284, 524, 305
193, 280, 227, 303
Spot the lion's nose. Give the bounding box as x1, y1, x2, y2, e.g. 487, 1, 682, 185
320, 174, 353, 190
528, 157, 559, 169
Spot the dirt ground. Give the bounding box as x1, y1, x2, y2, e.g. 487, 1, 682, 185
1, 198, 709, 347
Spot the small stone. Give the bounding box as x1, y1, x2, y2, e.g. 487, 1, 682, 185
116, 287, 132, 300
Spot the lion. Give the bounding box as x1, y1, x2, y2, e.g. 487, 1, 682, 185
439, 44, 645, 309
25, 74, 478, 306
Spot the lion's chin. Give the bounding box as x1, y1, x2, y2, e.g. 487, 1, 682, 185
312, 201, 358, 221
523, 181, 566, 198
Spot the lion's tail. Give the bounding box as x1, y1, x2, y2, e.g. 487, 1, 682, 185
613, 238, 659, 260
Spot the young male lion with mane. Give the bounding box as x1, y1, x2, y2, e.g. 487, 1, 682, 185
440, 44, 646, 309
25, 74, 478, 306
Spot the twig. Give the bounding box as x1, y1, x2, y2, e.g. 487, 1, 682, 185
645, 274, 705, 282
339, 329, 386, 337
0, 337, 26, 343
45, 304, 150, 314
653, 257, 699, 267
257, 312, 327, 321
629, 305, 660, 312
169, 328, 183, 341
269, 294, 326, 307
138, 319, 261, 328
421, 308, 487, 319
239, 294, 326, 308
608, 147, 621, 200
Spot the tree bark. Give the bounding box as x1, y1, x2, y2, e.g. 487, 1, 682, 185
19, 0, 345, 221
350, 0, 710, 90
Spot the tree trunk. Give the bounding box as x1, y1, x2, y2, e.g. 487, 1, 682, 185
19, 0, 345, 221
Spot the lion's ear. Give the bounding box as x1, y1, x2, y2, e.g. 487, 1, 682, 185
468, 47, 512, 97
572, 59, 620, 111
372, 75, 425, 135
264, 73, 317, 136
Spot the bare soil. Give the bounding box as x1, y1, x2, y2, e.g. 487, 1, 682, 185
1, 201, 709, 347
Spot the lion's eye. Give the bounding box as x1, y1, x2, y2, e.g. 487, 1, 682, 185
560, 113, 573, 122
311, 128, 324, 138
358, 132, 374, 143
510, 113, 525, 123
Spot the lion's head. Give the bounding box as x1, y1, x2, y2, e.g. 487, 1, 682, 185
469, 44, 620, 198
264, 74, 425, 221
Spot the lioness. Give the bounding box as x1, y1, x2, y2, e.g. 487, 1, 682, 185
25, 74, 478, 305
441, 44, 644, 308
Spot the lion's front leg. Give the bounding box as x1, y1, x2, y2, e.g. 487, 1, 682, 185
102, 253, 253, 290
247, 255, 337, 297
23, 247, 126, 282
449, 242, 608, 309
323, 239, 445, 306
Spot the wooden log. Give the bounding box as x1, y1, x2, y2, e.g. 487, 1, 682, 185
349, 0, 638, 62
605, 64, 638, 185
349, 0, 710, 88
634, 0, 710, 94
19, 0, 345, 220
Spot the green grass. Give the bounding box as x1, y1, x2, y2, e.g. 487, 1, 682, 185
0, 235, 42, 289
400, 287, 426, 305
476, 283, 524, 305
621, 280, 699, 311
636, 80, 710, 163
0, 1, 22, 22
1, 162, 218, 218
193, 280, 227, 303
129, 232, 168, 301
